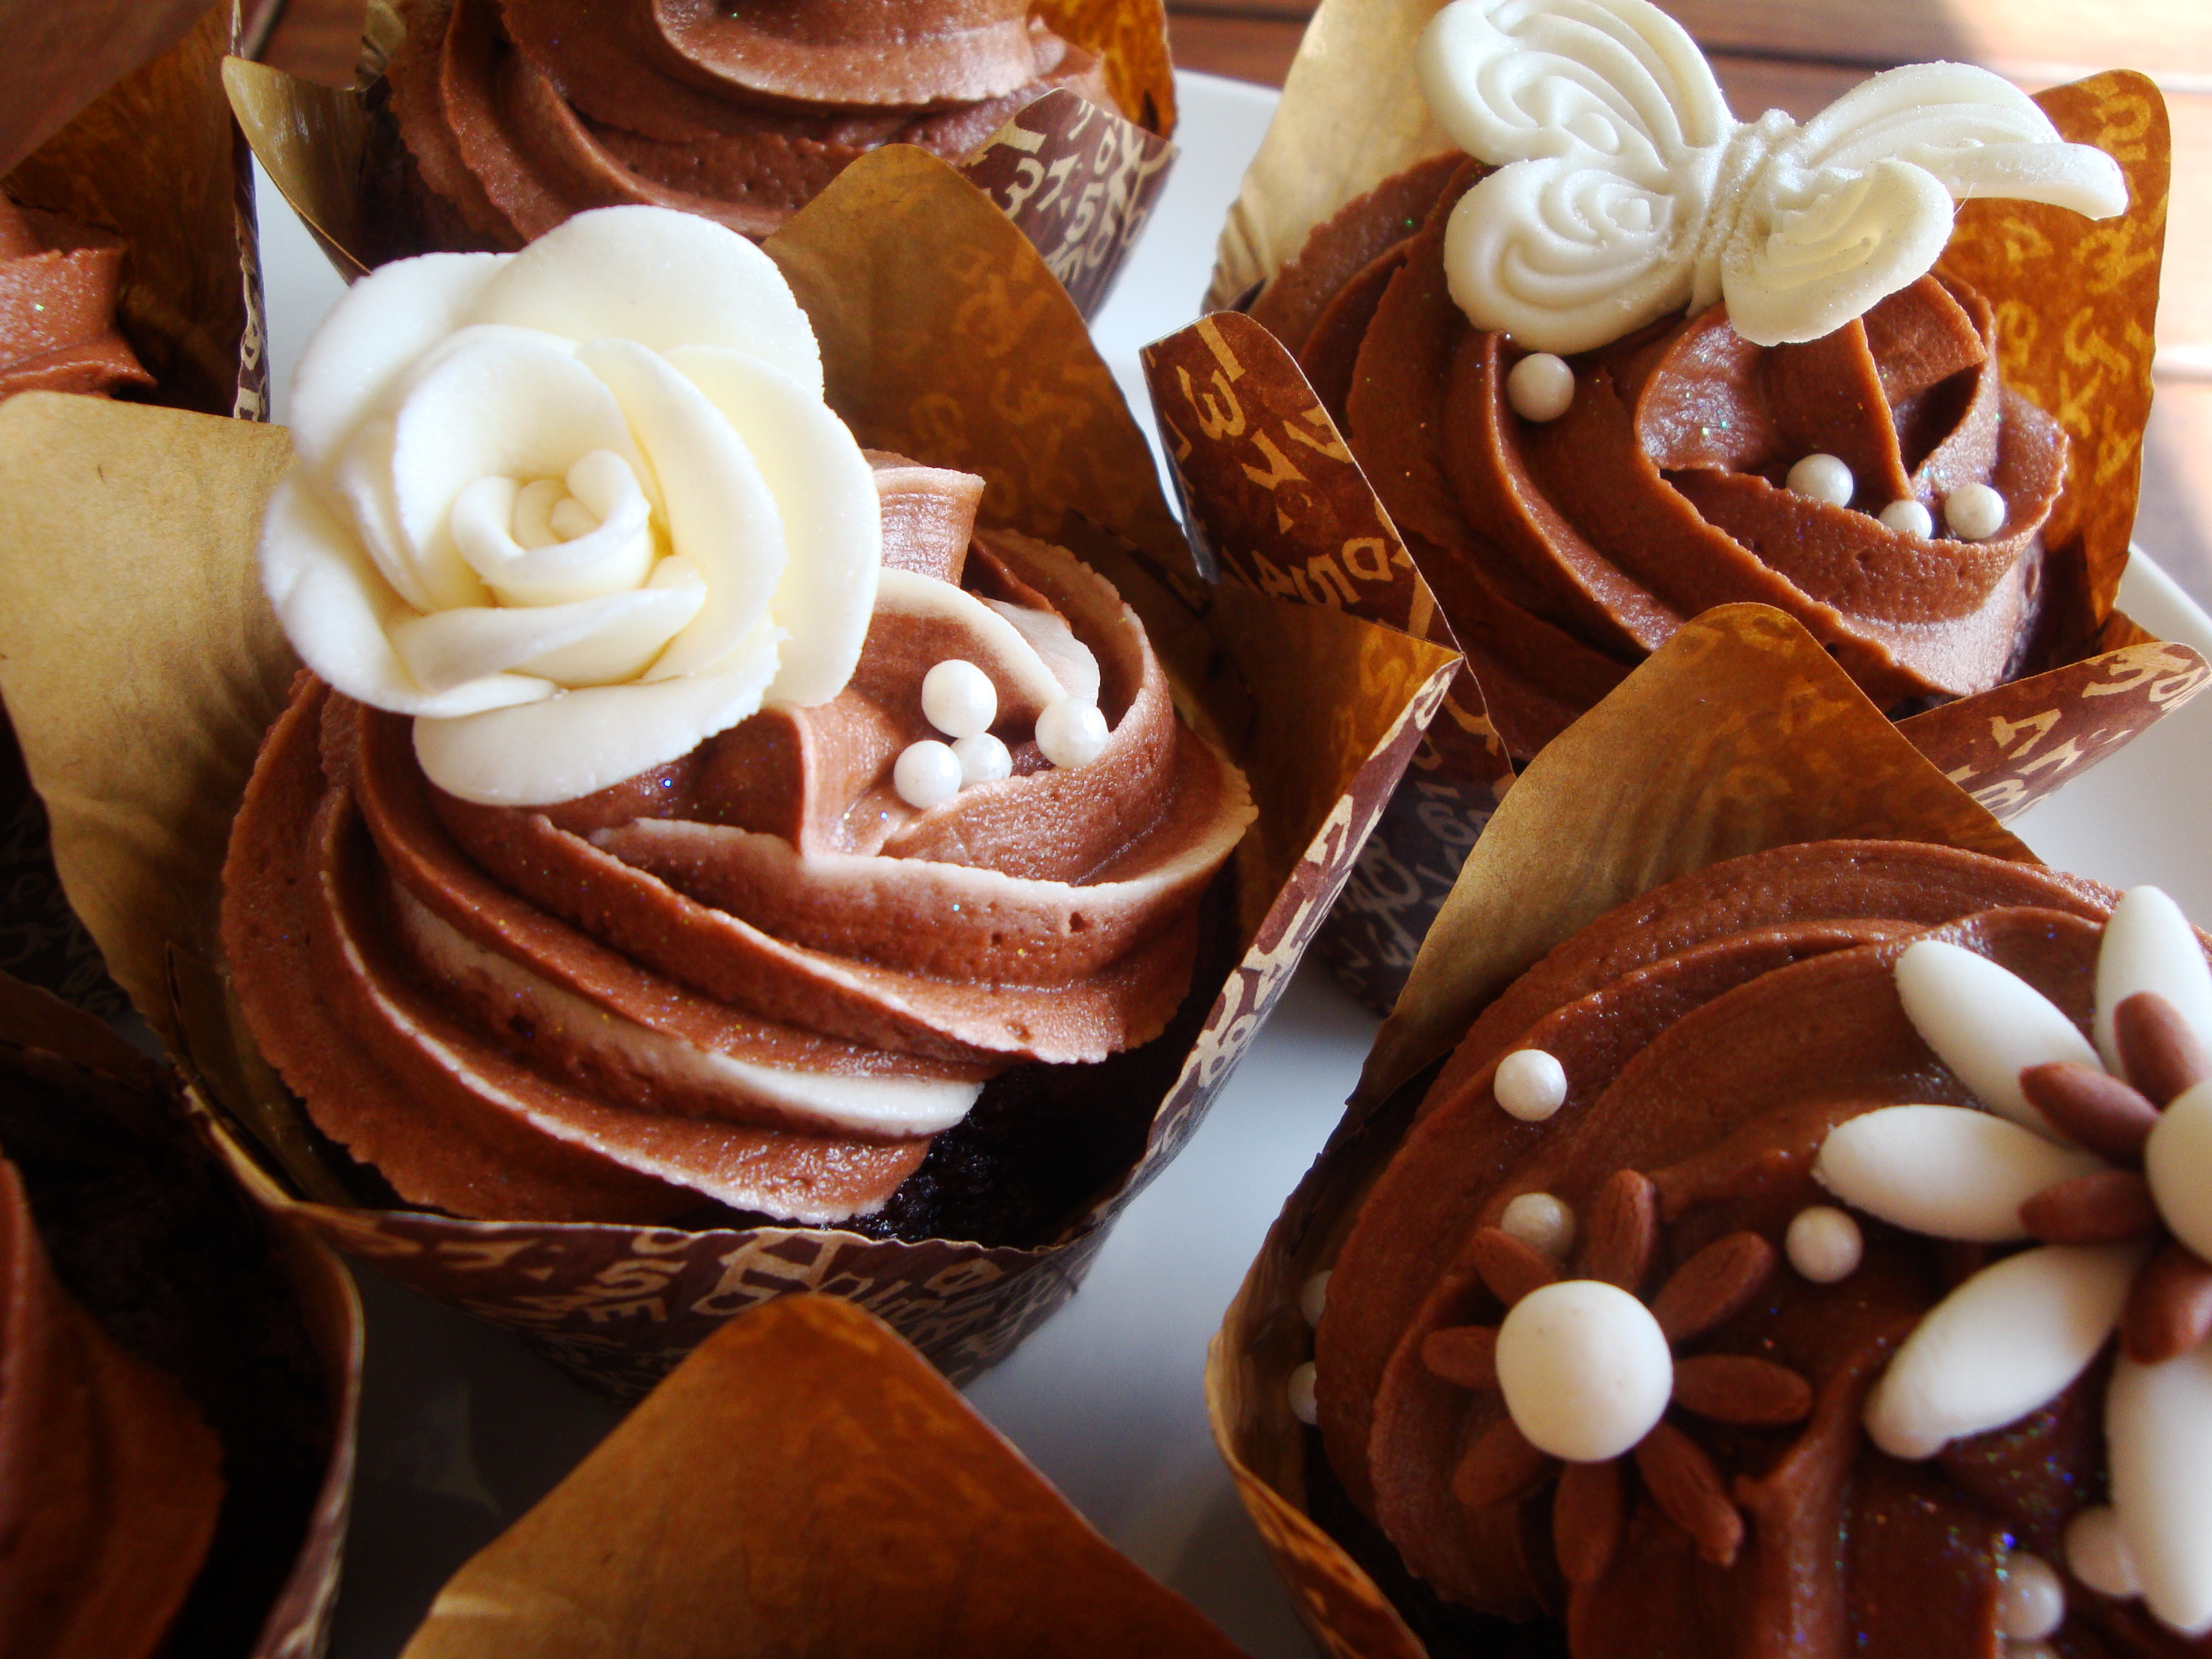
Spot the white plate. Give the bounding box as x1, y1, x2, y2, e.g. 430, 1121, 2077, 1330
255, 73, 2212, 1659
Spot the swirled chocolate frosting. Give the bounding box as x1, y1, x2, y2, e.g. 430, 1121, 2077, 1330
223, 455, 1253, 1232
384, 0, 1113, 247
0, 1155, 223, 1659
0, 195, 150, 400
1315, 839, 2209, 1657
1254, 157, 2071, 760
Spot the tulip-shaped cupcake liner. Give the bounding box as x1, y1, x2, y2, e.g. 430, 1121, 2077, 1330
394, 1296, 1241, 1658
0, 1, 271, 1020
1206, 602, 2208, 1658
223, 0, 1175, 318
1159, 0, 2186, 1011
0, 968, 360, 1659
0, 142, 1458, 1397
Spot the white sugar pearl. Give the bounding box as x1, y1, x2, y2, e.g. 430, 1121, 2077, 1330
1495, 1048, 1567, 1121
1879, 498, 1934, 538
1036, 699, 1108, 768
1300, 1270, 1331, 1327
2065, 1504, 2140, 1598
1289, 1361, 1319, 1425
1785, 1205, 1863, 1284
1945, 481, 2007, 541
1501, 1192, 1576, 1259
2006, 1644, 2059, 1659
893, 740, 961, 810
1507, 352, 1575, 422
1996, 1552, 2067, 1640
1787, 452, 1854, 508
920, 659, 996, 739
1495, 1280, 1673, 1463
952, 732, 1012, 785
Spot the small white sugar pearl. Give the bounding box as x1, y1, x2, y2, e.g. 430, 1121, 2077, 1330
2006, 1644, 2059, 1659
1495, 1048, 1567, 1122
1300, 1270, 1331, 1327
953, 732, 1012, 785
1996, 1551, 2066, 1640
893, 740, 962, 809
2065, 1505, 2140, 1598
1036, 699, 1108, 768
921, 659, 996, 739
1289, 1361, 1319, 1425
1786, 1205, 1863, 1284
1787, 453, 1855, 508
1507, 352, 1575, 423
1879, 498, 1934, 538
1945, 481, 2007, 541
1501, 1192, 1575, 1259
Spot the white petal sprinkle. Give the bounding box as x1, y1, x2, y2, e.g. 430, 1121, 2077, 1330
1816, 1105, 2102, 1242
2095, 886, 2212, 1073
2109, 1345, 2212, 1634
1894, 939, 2099, 1134
2065, 1504, 2140, 1599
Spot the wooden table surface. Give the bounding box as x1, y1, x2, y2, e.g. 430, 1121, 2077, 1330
258, 0, 2212, 614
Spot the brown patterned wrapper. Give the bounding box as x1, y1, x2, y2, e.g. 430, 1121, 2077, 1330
221, 0, 1175, 317
0, 969, 361, 1659
395, 1296, 1240, 1658
0, 2, 270, 1026
1165, 62, 2189, 1010
1205, 603, 2148, 1659
0, 143, 1460, 1396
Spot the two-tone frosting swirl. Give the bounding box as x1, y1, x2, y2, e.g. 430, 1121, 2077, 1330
0, 195, 150, 400
1253, 155, 2071, 761
224, 453, 1253, 1230
384, 0, 1112, 247
1314, 840, 2212, 1654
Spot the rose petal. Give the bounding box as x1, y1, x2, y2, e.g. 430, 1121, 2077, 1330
289, 250, 505, 463
389, 328, 648, 606
2096, 886, 2212, 1074
575, 340, 786, 682
387, 581, 705, 693
411, 621, 782, 805
468, 206, 822, 395
667, 344, 878, 706
1815, 1105, 2105, 1241
1865, 1241, 2143, 1460
1895, 937, 2099, 1134
260, 475, 550, 719
451, 461, 657, 608
2109, 1345, 2212, 1635
333, 417, 486, 615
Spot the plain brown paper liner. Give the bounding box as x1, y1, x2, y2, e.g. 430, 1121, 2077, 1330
0, 141, 1462, 1396
0, 969, 363, 1659
397, 1295, 1242, 1659
221, 0, 1176, 317
1201, 602, 2148, 1659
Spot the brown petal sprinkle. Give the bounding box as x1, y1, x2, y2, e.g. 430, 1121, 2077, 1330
2019, 1061, 2160, 1163
1670, 1355, 1814, 1425
1422, 1324, 1499, 1390
2114, 991, 2212, 1107
2122, 1239, 2212, 1364
1634, 1421, 1744, 1567
1452, 1416, 1553, 1510
1651, 1232, 1777, 1346
1553, 1458, 1624, 1585
1469, 1227, 1563, 1310
1579, 1168, 1658, 1293
2020, 1169, 2159, 1244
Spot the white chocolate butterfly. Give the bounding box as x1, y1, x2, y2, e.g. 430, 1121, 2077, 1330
1417, 0, 2129, 353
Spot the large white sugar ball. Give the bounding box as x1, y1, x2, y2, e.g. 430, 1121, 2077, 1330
1495, 1279, 1672, 1463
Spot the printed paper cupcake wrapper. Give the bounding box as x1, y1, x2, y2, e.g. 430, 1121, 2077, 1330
0, 970, 361, 1659
222, 0, 1175, 318
1207, 603, 2177, 1659
0, 142, 1459, 1397
1148, 60, 2192, 1011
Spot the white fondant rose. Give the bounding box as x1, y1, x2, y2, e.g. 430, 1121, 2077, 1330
261, 205, 880, 805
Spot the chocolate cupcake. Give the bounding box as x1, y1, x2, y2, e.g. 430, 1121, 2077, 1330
0, 194, 151, 400
1169, 0, 2179, 1008
0, 973, 358, 1659
383, 0, 1116, 247
1208, 605, 2212, 1659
